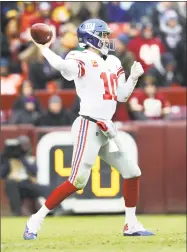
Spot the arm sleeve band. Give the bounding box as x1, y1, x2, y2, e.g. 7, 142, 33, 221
117, 73, 138, 102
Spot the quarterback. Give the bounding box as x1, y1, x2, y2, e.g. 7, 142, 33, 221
24, 19, 154, 239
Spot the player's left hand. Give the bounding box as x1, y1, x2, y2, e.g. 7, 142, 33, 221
130, 61, 144, 80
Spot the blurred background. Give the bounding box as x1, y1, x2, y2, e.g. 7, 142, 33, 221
0, 1, 186, 216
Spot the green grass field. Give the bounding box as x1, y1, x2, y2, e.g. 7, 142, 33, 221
1, 215, 186, 252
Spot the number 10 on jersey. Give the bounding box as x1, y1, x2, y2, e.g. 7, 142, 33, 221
100, 72, 118, 101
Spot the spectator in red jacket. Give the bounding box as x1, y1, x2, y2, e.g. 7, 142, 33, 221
128, 75, 171, 120
127, 19, 165, 73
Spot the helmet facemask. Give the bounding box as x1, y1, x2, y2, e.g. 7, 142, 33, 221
86, 30, 116, 56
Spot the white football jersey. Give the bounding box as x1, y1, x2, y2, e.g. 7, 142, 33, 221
65, 50, 125, 120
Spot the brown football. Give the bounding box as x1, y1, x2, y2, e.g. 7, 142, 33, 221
30, 23, 53, 45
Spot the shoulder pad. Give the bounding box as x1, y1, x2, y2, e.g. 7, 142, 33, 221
65, 50, 86, 62
107, 54, 121, 68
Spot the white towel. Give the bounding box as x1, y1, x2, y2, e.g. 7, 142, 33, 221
97, 120, 119, 152
109, 139, 119, 152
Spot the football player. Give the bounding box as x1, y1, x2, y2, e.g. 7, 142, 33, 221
23, 19, 154, 239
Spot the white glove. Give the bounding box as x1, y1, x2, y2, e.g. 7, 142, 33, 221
130, 61, 144, 81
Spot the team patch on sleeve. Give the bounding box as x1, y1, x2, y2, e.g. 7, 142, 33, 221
117, 67, 125, 78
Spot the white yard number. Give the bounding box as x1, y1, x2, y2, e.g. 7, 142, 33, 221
85, 23, 95, 31
139, 44, 160, 65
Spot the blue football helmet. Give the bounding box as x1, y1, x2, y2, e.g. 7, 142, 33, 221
77, 19, 115, 56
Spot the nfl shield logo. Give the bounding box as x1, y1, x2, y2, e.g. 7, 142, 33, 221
91, 60, 98, 67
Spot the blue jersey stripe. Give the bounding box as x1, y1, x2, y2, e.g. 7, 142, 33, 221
70, 119, 86, 182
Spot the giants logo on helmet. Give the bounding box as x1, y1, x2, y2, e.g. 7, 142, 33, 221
85, 23, 95, 31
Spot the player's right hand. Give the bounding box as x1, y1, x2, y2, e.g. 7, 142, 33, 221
29, 28, 55, 49
130, 61, 144, 80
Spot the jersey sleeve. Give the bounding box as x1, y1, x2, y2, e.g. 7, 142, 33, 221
112, 56, 125, 81
65, 51, 86, 79
41, 47, 86, 81
115, 56, 139, 103
108, 55, 125, 80
41, 47, 80, 81
117, 66, 125, 79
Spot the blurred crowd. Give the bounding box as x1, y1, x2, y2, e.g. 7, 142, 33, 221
1, 1, 187, 125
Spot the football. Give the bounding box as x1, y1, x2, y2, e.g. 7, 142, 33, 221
30, 23, 53, 45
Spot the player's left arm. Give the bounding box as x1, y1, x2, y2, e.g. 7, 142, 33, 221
117, 61, 144, 102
